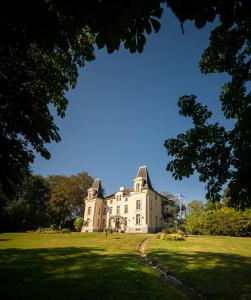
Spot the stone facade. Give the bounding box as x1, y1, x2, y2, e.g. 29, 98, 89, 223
82, 166, 178, 233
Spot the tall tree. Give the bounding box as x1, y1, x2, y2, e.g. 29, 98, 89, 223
48, 172, 93, 228
0, 0, 164, 200
164, 1, 251, 209
0, 174, 51, 231
1, 0, 251, 211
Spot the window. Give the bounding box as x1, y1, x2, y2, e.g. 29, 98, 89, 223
87, 207, 91, 215
103, 219, 106, 225
117, 206, 120, 214
125, 197, 128, 202
136, 200, 141, 210
103, 207, 106, 214
110, 199, 113, 204
124, 218, 127, 226
136, 183, 140, 192
97, 219, 100, 227
109, 207, 112, 214
87, 218, 90, 225
124, 205, 128, 213
136, 214, 141, 225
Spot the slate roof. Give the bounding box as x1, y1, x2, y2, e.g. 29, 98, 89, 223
92, 178, 104, 198
136, 165, 153, 190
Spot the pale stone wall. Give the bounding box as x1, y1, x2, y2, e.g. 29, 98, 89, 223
82, 168, 177, 233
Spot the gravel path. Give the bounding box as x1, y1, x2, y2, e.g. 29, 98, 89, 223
138, 238, 205, 300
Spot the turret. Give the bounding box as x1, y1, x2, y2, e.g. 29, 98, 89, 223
133, 165, 153, 192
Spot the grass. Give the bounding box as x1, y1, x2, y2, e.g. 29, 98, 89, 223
145, 235, 251, 300
0, 232, 185, 300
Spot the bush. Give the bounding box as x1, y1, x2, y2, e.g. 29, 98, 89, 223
156, 232, 185, 241
35, 227, 60, 234
61, 228, 71, 234
185, 207, 251, 236
163, 233, 185, 241
74, 217, 84, 232
162, 228, 186, 236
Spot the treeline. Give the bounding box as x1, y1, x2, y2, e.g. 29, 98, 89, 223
185, 200, 251, 237
0, 172, 93, 232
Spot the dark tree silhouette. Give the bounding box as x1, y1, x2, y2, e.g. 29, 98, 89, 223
164, 0, 251, 209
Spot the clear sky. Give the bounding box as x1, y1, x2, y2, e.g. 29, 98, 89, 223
33, 10, 231, 204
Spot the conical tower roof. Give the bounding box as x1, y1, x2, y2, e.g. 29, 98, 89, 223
92, 178, 104, 198
136, 165, 153, 189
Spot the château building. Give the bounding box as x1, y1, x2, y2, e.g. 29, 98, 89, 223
82, 166, 178, 233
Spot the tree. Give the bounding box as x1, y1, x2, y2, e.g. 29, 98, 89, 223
48, 172, 93, 228
74, 217, 84, 232
0, 173, 52, 231
2, 199, 33, 232
17, 174, 51, 212
2, 0, 251, 210
0, 0, 164, 201
164, 1, 251, 209
184, 199, 251, 236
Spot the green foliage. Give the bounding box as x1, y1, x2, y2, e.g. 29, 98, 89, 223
162, 233, 185, 241
0, 1, 165, 201
18, 174, 51, 212
158, 228, 186, 240
36, 227, 60, 234
48, 172, 93, 228
2, 199, 33, 232
0, 173, 52, 232
74, 217, 84, 232
157, 232, 185, 241
185, 200, 251, 236
162, 228, 185, 235
60, 228, 71, 234
0, 172, 93, 232
164, 1, 251, 209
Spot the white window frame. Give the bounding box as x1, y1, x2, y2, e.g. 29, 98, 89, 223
136, 200, 141, 210
136, 214, 141, 225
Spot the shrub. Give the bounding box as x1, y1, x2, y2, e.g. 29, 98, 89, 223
61, 228, 71, 234
157, 232, 185, 241
162, 228, 186, 236
163, 233, 185, 241
36, 227, 60, 234
156, 232, 162, 239
185, 207, 251, 236
74, 217, 84, 232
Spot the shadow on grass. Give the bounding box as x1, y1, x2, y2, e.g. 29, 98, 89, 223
147, 249, 251, 300
0, 247, 184, 300
0, 239, 12, 241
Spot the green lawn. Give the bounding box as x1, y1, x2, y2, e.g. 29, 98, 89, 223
1, 233, 250, 300
145, 235, 251, 300
0, 233, 184, 300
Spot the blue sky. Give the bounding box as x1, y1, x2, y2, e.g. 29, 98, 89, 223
33, 11, 231, 204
